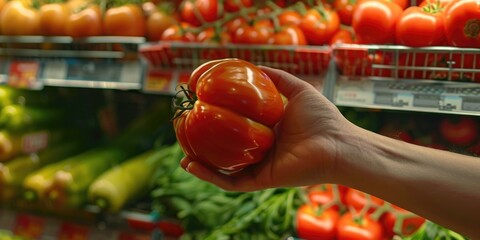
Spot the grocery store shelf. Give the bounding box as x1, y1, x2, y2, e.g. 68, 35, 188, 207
334, 78, 480, 116
0, 36, 145, 44
140, 41, 331, 75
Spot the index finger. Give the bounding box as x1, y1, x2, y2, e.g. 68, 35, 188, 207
259, 66, 313, 99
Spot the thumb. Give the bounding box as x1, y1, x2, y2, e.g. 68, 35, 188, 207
259, 66, 313, 99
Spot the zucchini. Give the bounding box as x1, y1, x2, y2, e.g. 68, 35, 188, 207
88, 143, 182, 213
0, 104, 66, 131
0, 141, 88, 202
45, 145, 139, 209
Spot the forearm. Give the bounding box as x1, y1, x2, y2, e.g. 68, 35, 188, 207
334, 124, 480, 239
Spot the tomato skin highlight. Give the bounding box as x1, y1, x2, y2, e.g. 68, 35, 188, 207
444, 0, 480, 48
174, 59, 284, 172
395, 6, 445, 47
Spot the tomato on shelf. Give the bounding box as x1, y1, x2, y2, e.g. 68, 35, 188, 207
173, 59, 285, 173
439, 116, 479, 147
0, 1, 40, 36
65, 4, 103, 38
39, 2, 70, 36
299, 8, 340, 45
444, 0, 480, 48
352, 0, 402, 44
337, 212, 384, 240
395, 6, 446, 47
381, 205, 426, 238
103, 4, 146, 37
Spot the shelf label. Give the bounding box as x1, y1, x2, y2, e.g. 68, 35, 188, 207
43, 60, 67, 80
143, 69, 175, 93
13, 214, 47, 239
392, 93, 414, 107
439, 95, 462, 111
120, 62, 143, 83
8, 61, 43, 90
336, 81, 374, 105
22, 131, 49, 153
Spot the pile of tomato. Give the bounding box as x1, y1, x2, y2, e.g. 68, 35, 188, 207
296, 184, 426, 239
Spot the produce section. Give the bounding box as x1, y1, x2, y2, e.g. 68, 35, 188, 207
0, 0, 479, 239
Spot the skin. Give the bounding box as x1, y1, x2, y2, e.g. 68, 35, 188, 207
180, 67, 480, 240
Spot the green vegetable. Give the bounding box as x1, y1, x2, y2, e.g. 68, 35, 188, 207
0, 141, 88, 202
0, 104, 66, 131
403, 221, 468, 240
88, 143, 182, 213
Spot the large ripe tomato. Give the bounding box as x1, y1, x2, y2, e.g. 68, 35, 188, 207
103, 4, 145, 37
381, 205, 426, 238
231, 19, 274, 44
396, 6, 445, 47
180, 0, 219, 27
295, 204, 340, 240
334, 0, 357, 25
439, 116, 479, 147
352, 0, 402, 44
337, 212, 383, 240
224, 0, 253, 12
0, 1, 40, 35
65, 4, 103, 38
173, 59, 284, 173
268, 25, 307, 45
39, 3, 70, 36
299, 8, 340, 45
146, 10, 176, 41
444, 0, 480, 48
345, 188, 385, 213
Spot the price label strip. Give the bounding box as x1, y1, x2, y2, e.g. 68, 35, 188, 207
8, 61, 43, 90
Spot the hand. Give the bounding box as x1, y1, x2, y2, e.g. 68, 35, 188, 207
180, 66, 354, 192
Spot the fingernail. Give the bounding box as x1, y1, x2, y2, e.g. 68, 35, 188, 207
185, 162, 193, 173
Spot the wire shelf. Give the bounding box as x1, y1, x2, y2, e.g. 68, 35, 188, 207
140, 42, 331, 76
332, 44, 480, 83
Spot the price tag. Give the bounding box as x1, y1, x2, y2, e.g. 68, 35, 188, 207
120, 62, 143, 83
22, 131, 49, 153
8, 61, 43, 90
43, 60, 67, 80
13, 214, 46, 239
143, 69, 176, 93
439, 95, 462, 111
392, 93, 414, 107
336, 81, 374, 105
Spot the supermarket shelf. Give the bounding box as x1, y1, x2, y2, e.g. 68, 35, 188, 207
333, 78, 480, 116
0, 36, 146, 44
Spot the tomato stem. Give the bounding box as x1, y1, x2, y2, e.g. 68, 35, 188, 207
172, 84, 196, 120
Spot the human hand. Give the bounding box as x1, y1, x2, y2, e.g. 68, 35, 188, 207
180, 66, 354, 192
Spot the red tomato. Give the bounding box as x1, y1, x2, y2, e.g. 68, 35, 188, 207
0, 1, 40, 35
299, 8, 340, 45
146, 10, 176, 41
329, 29, 355, 45
296, 204, 340, 240
419, 0, 454, 8
337, 212, 383, 240
268, 25, 307, 45
173, 59, 285, 173
65, 4, 103, 38
224, 0, 253, 12
196, 27, 230, 44
381, 205, 426, 238
39, 3, 69, 36
232, 20, 274, 44
278, 9, 302, 26
160, 23, 196, 42
392, 0, 409, 9
223, 17, 247, 34
444, 0, 480, 48
439, 116, 479, 147
396, 6, 445, 47
352, 0, 402, 44
345, 189, 385, 213
180, 0, 219, 27
334, 0, 357, 25
104, 4, 145, 37
308, 184, 347, 210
